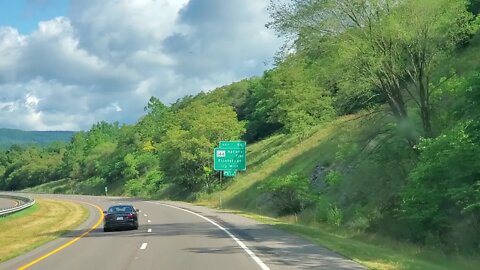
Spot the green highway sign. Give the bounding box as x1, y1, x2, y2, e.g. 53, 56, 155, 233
214, 141, 247, 173
219, 141, 246, 149
223, 170, 237, 177
214, 148, 246, 171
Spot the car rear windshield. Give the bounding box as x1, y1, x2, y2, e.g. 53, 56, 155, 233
108, 206, 134, 213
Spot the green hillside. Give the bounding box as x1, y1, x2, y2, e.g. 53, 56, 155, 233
198, 113, 480, 270
0, 128, 74, 149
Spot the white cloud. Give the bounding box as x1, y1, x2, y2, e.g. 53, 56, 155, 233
25, 93, 40, 110
0, 27, 25, 82
0, 0, 282, 131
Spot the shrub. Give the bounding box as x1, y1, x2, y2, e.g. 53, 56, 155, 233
144, 170, 165, 196
327, 204, 343, 226
325, 170, 342, 186
401, 122, 480, 248
124, 179, 143, 196
347, 211, 371, 231
74, 176, 106, 195
314, 195, 330, 222
262, 173, 315, 215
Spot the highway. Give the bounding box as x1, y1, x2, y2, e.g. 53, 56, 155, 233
0, 194, 367, 270
0, 196, 17, 209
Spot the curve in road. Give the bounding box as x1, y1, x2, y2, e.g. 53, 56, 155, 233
0, 197, 18, 209
0, 194, 367, 270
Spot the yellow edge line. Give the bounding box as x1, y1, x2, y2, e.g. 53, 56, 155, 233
17, 201, 104, 270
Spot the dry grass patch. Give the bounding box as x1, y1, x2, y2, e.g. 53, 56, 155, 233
0, 198, 88, 263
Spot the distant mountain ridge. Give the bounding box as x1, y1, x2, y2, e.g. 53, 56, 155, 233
0, 128, 75, 149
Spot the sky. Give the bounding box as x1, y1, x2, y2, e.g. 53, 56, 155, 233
0, 0, 282, 131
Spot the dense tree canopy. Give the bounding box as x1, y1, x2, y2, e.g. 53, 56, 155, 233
269, 0, 475, 139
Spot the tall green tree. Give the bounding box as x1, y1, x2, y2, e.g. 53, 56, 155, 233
266, 55, 335, 133
391, 0, 474, 136
269, 0, 475, 138
137, 97, 173, 141
158, 101, 245, 191
242, 76, 284, 141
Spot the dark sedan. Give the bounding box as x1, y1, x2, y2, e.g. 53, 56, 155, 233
103, 204, 139, 232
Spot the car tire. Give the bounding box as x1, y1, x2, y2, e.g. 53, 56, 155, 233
103, 227, 110, 232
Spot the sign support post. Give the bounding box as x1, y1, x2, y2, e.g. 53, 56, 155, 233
213, 140, 247, 208
220, 170, 223, 186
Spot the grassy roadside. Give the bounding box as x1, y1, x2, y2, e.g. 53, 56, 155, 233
23, 178, 124, 196
0, 198, 88, 263
23, 179, 72, 194
202, 208, 479, 270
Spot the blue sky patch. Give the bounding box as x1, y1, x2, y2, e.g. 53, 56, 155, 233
0, 0, 68, 34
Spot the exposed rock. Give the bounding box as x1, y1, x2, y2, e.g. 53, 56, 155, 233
310, 165, 327, 190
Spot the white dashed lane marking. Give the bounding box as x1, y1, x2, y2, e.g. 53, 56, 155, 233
140, 243, 148, 250
148, 228, 152, 233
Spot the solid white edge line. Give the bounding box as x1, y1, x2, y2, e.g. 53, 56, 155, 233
140, 243, 148, 250
148, 228, 152, 233
155, 202, 270, 270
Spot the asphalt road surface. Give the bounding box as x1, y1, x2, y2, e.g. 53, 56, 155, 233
0, 194, 367, 270
0, 196, 17, 209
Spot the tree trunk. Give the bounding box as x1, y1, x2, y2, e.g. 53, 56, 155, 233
418, 68, 433, 138
379, 75, 418, 148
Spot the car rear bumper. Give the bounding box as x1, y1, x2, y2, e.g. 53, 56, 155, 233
104, 220, 138, 228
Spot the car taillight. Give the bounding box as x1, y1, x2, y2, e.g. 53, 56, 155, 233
127, 213, 136, 219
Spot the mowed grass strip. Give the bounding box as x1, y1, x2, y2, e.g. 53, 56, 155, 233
0, 198, 88, 263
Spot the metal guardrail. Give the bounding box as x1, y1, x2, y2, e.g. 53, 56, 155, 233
0, 194, 36, 216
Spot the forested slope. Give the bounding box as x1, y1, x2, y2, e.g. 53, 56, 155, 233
2, 0, 480, 265
0, 128, 74, 149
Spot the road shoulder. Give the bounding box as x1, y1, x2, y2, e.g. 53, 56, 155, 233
159, 201, 368, 270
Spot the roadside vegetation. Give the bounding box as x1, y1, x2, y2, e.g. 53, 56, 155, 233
1, 0, 480, 269
0, 198, 87, 263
